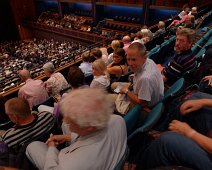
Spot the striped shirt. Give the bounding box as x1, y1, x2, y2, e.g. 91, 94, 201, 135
1, 111, 55, 150
163, 49, 196, 85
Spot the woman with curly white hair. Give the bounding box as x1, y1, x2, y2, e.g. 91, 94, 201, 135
26, 88, 127, 170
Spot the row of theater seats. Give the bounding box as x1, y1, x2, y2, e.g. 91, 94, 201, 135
124, 32, 212, 157
192, 27, 212, 59
74, 10, 92, 17
84, 19, 94, 26
145, 32, 165, 51
197, 10, 212, 29
104, 22, 140, 32
123, 77, 186, 170
114, 16, 141, 24
125, 77, 185, 141
148, 35, 176, 65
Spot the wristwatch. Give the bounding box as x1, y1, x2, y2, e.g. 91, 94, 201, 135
125, 89, 129, 94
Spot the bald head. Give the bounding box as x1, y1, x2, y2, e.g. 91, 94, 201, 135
19, 69, 31, 82
191, 7, 197, 15
122, 36, 131, 44
158, 21, 165, 29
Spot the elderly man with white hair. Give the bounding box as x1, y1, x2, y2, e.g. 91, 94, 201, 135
26, 88, 127, 170
43, 62, 69, 96
154, 21, 166, 37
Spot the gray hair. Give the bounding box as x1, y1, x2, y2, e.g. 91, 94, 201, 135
158, 21, 165, 29
43, 62, 55, 74
59, 88, 113, 130
128, 42, 147, 57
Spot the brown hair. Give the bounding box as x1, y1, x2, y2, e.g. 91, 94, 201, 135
5, 98, 31, 119
113, 48, 126, 64
176, 28, 195, 43
67, 66, 85, 88
91, 48, 102, 59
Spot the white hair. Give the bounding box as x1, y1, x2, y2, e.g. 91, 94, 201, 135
132, 39, 144, 45
192, 7, 197, 11
43, 62, 55, 74
59, 88, 113, 130
141, 29, 149, 37
158, 21, 165, 29
140, 29, 148, 34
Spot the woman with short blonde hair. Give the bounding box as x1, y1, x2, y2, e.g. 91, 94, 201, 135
90, 59, 110, 90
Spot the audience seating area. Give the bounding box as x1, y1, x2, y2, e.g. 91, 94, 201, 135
0, 2, 212, 169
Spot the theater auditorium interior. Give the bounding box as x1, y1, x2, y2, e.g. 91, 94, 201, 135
0, 0, 211, 169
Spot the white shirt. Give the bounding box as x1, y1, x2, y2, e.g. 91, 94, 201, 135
133, 58, 164, 107
79, 62, 92, 77
90, 75, 110, 90
44, 115, 127, 170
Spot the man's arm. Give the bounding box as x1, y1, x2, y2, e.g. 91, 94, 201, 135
180, 99, 212, 115
119, 86, 149, 110
169, 120, 212, 154
18, 88, 24, 98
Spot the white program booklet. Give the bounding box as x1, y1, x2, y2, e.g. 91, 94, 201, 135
114, 83, 125, 93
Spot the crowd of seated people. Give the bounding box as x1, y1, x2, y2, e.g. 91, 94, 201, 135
37, 12, 143, 38
0, 4, 211, 169
37, 11, 93, 32
0, 29, 211, 170
35, 5, 207, 42
168, 6, 198, 31
0, 39, 87, 93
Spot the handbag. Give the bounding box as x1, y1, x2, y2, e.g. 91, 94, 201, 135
115, 93, 131, 115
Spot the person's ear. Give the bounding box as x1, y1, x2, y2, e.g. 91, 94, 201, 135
86, 126, 96, 133
8, 114, 18, 123
143, 55, 147, 60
